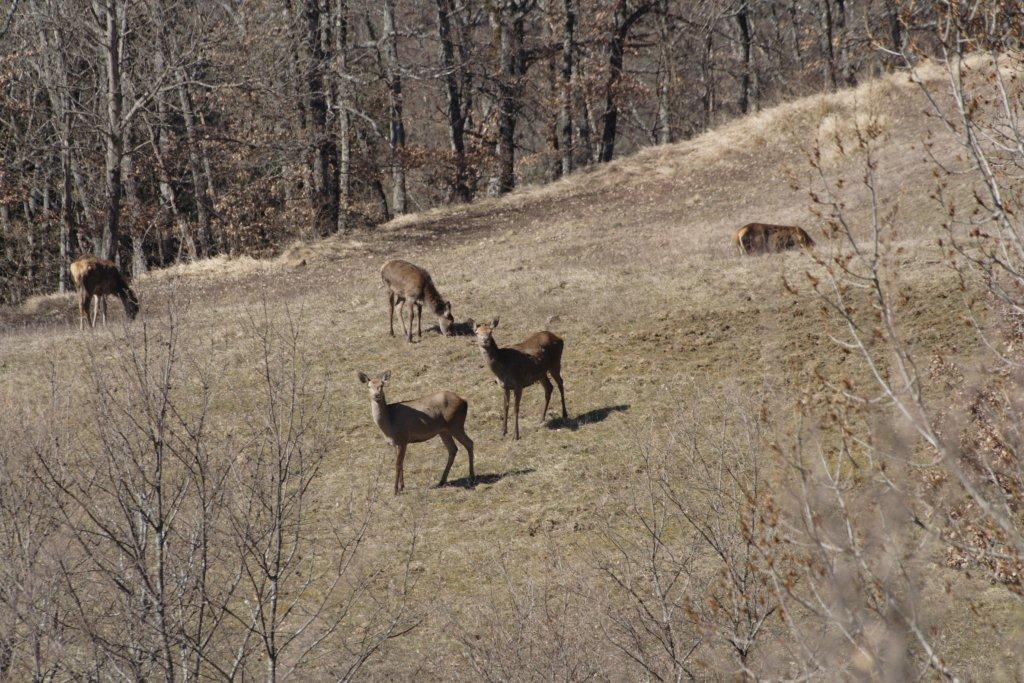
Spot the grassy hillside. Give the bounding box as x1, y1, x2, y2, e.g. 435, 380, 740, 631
3, 62, 1022, 678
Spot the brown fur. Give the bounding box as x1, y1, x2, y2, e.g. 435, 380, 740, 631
358, 371, 475, 494
732, 223, 814, 255
380, 259, 455, 341
475, 319, 568, 440
70, 255, 140, 330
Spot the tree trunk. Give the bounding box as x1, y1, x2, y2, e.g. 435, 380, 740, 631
655, 0, 672, 144
559, 0, 575, 175
334, 0, 352, 231
547, 50, 560, 181
884, 0, 903, 67
35, 15, 77, 291
735, 1, 752, 114
304, 0, 334, 235
599, 1, 653, 163
579, 93, 594, 164
174, 74, 213, 256
436, 0, 471, 202
836, 0, 855, 86
820, 0, 838, 89
494, 7, 525, 193
59, 131, 74, 292
71, 159, 94, 254
96, 0, 123, 261
788, 0, 803, 66
121, 118, 148, 277
382, 0, 407, 214
701, 28, 715, 131
150, 48, 194, 262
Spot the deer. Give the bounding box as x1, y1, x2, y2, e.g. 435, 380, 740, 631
357, 370, 475, 494
70, 255, 140, 330
380, 259, 455, 342
732, 223, 814, 255
474, 318, 567, 441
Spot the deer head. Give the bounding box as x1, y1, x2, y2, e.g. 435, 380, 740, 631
357, 370, 391, 402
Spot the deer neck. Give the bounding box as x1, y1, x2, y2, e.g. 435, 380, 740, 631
423, 283, 445, 316
371, 395, 397, 441
479, 339, 504, 373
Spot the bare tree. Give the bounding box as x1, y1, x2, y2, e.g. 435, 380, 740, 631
435, 0, 472, 202
381, 0, 407, 214
225, 305, 416, 680
598, 0, 655, 163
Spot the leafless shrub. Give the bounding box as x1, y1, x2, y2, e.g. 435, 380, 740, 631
451, 549, 606, 682
758, 395, 956, 679
0, 375, 73, 679
777, 17, 1024, 678
0, 300, 414, 679
597, 386, 780, 680
223, 304, 416, 680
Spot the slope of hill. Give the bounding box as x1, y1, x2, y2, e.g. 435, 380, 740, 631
2, 62, 1021, 677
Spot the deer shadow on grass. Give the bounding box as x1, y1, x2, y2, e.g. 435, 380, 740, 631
440, 468, 535, 490
546, 404, 630, 432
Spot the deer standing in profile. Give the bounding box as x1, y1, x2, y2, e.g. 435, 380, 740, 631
70, 255, 140, 330
357, 371, 475, 494
475, 319, 567, 440
380, 259, 455, 342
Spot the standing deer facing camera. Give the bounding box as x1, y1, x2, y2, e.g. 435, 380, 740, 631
70, 255, 140, 330
357, 371, 475, 494
475, 319, 567, 440
380, 259, 455, 342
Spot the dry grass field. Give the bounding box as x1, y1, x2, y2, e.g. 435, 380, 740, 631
3, 62, 1023, 678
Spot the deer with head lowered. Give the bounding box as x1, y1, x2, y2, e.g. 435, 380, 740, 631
357, 371, 475, 494
70, 255, 140, 330
732, 222, 814, 255
475, 319, 567, 440
380, 259, 455, 342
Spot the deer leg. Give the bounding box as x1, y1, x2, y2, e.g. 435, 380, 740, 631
501, 388, 510, 437
78, 290, 88, 330
416, 302, 423, 339
90, 295, 99, 328
396, 299, 408, 336
407, 299, 415, 342
513, 388, 522, 440
454, 430, 474, 479
101, 296, 108, 326
438, 433, 458, 487
552, 369, 568, 419
394, 444, 407, 495
388, 292, 396, 336
400, 446, 407, 491
540, 377, 553, 423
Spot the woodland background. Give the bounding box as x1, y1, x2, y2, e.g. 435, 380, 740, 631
1, 0, 917, 303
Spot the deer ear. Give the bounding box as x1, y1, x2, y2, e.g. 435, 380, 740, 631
490, 317, 500, 329
444, 301, 452, 314
357, 371, 369, 384
380, 370, 391, 382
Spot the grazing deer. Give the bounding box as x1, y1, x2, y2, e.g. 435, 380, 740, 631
475, 319, 567, 440
380, 259, 455, 342
70, 255, 140, 330
357, 371, 475, 494
425, 318, 476, 337
733, 223, 814, 255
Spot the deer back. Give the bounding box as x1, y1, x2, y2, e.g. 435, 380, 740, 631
71, 255, 129, 296
381, 259, 430, 300
491, 331, 563, 387
389, 391, 468, 443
